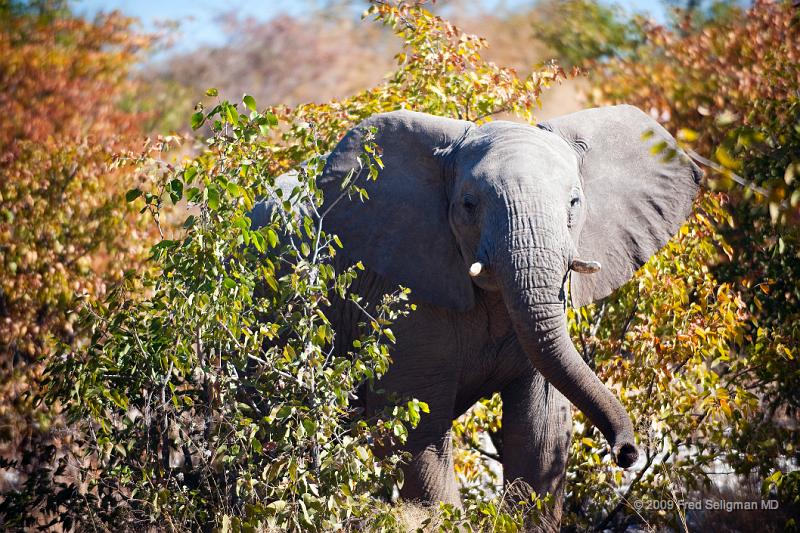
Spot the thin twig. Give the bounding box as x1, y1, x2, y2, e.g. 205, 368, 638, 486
687, 148, 789, 209
467, 441, 501, 462
594, 448, 663, 531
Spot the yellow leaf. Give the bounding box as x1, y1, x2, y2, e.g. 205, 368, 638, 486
719, 398, 732, 418
678, 128, 699, 142
715, 145, 742, 171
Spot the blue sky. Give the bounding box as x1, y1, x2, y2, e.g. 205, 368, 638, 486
74, 0, 668, 55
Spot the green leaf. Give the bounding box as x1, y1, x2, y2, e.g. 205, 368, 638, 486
243, 94, 257, 111
207, 186, 220, 210
191, 111, 205, 130
226, 182, 241, 197
184, 166, 197, 182
251, 230, 265, 253
267, 500, 287, 514
125, 188, 142, 202
266, 228, 279, 248
168, 179, 183, 204
232, 216, 250, 231
264, 273, 278, 292
186, 187, 201, 202
225, 104, 239, 125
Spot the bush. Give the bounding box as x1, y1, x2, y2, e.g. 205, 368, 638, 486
41, 97, 423, 531
561, 0, 800, 529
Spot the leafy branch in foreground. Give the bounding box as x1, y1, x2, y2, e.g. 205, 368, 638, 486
39, 96, 421, 531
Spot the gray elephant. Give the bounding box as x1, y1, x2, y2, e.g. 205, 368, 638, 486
252, 105, 701, 529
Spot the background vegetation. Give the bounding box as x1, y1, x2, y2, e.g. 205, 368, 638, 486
0, 1, 152, 521
0, 0, 797, 531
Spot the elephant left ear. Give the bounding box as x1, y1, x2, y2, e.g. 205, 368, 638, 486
540, 105, 703, 308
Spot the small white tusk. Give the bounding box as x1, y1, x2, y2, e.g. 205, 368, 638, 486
469, 262, 483, 277
570, 259, 602, 274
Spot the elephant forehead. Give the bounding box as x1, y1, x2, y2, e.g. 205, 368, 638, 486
465, 122, 578, 180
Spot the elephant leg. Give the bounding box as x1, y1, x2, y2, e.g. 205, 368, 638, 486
501, 368, 572, 532
367, 385, 460, 506
400, 418, 459, 506
360, 301, 463, 507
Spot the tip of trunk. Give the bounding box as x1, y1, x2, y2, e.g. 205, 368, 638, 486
613, 441, 639, 469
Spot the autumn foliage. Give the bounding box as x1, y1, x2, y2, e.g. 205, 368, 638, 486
567, 0, 800, 528
0, 0, 153, 497
0, 5, 149, 356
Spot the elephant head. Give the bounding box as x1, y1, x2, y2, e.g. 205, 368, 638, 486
319, 107, 702, 468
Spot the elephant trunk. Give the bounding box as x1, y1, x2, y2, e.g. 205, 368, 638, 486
492, 206, 638, 468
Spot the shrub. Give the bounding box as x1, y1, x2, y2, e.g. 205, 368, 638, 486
562, 0, 800, 528
40, 96, 422, 531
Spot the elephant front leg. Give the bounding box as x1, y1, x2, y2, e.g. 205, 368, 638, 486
364, 368, 461, 508
400, 420, 460, 507
501, 368, 572, 532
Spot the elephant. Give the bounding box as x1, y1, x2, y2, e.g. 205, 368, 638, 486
250, 105, 702, 530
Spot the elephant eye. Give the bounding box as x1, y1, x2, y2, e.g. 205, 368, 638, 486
463, 194, 478, 212
568, 191, 581, 227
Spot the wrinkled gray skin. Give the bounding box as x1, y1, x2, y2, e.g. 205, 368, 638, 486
250, 106, 701, 530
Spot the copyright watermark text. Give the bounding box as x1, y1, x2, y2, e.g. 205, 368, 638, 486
632, 498, 779, 513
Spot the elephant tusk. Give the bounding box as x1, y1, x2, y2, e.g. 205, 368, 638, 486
570, 259, 602, 274
469, 262, 483, 277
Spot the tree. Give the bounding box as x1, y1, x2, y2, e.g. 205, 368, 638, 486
529, 0, 643, 68
0, 3, 153, 526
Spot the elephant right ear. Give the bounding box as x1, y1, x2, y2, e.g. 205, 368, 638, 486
319, 110, 476, 311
